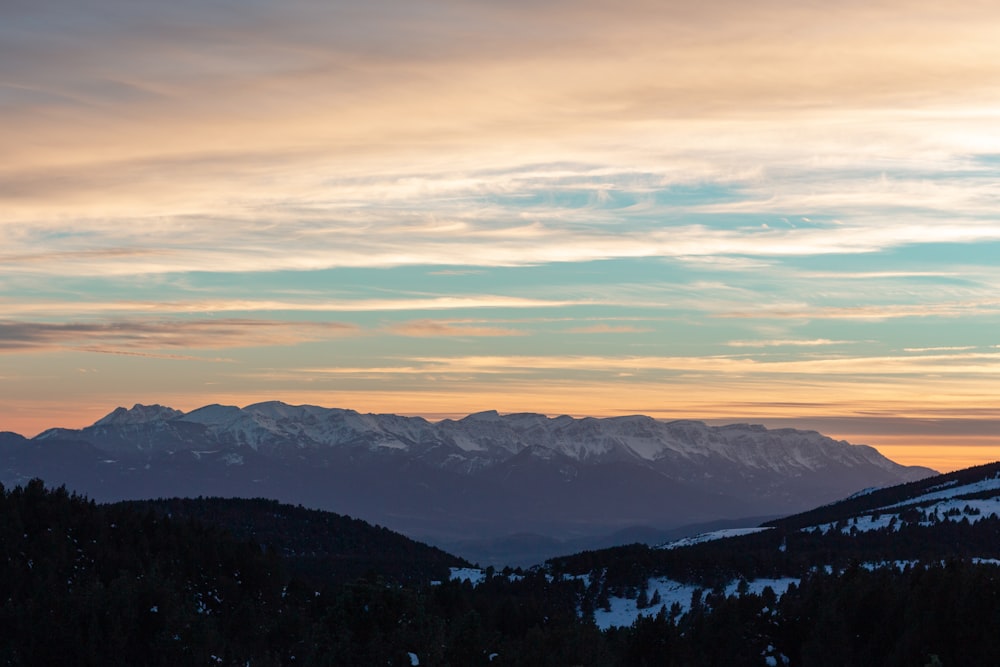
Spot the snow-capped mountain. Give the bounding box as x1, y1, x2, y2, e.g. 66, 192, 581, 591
36, 401, 925, 474
6, 401, 934, 560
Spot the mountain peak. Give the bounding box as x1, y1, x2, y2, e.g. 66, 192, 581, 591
243, 401, 330, 420
464, 410, 503, 422
94, 404, 184, 427
180, 403, 243, 425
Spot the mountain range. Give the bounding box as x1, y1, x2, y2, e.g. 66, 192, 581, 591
1, 401, 935, 563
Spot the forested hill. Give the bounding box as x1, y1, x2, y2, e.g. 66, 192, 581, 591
0, 479, 291, 664
117, 496, 468, 586
5, 476, 1000, 665
0, 479, 606, 665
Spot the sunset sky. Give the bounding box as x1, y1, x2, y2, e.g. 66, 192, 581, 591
3, 0, 999, 471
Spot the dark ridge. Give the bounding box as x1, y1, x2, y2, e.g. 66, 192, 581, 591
117, 496, 470, 586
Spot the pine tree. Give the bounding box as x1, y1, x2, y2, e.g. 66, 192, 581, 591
636, 586, 649, 609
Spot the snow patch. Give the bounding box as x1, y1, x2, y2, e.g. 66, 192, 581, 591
973, 558, 1000, 566
223, 453, 244, 466
861, 560, 919, 572
449, 567, 486, 585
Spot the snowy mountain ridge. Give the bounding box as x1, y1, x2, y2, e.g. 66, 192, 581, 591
10, 401, 936, 561
37, 401, 927, 479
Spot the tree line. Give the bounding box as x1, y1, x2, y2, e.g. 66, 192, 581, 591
3, 480, 1000, 665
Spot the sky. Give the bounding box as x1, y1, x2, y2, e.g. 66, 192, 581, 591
2, 0, 999, 471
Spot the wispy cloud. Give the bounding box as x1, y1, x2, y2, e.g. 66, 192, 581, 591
718, 301, 1000, 321
0, 295, 590, 318
387, 319, 526, 337
0, 318, 359, 353
6, 215, 999, 278
75, 348, 235, 362
399, 351, 1000, 377
5, 7, 1000, 278
565, 324, 652, 334
727, 339, 854, 348
427, 269, 487, 276
296, 366, 507, 377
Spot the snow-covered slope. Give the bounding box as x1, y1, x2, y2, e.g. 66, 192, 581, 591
801, 471, 1000, 536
